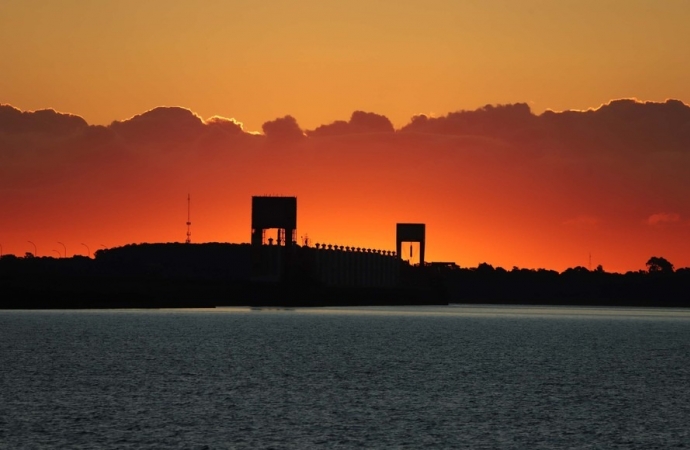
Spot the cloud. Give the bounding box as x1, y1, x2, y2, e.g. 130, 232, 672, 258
399, 103, 535, 138
647, 213, 681, 226
204, 116, 244, 135
349, 111, 395, 134
261, 115, 304, 141
0, 104, 88, 135
541, 98, 690, 155
307, 111, 395, 137
307, 120, 349, 137
109, 106, 206, 145
397, 99, 690, 157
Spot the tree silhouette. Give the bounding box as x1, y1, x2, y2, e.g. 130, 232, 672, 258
646, 256, 674, 274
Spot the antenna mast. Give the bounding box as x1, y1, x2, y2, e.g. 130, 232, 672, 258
185, 194, 192, 244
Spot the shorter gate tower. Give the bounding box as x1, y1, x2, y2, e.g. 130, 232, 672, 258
396, 223, 425, 266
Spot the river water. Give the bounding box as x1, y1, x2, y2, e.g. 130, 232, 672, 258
1, 305, 689, 449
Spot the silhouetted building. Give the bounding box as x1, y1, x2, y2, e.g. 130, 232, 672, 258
251, 196, 297, 281
396, 223, 425, 266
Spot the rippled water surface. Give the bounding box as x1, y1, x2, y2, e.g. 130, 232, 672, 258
2, 305, 690, 449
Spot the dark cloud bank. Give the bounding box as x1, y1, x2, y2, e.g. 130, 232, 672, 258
3, 98, 689, 151
1, 99, 689, 269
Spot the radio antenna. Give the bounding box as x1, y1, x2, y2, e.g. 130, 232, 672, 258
185, 193, 192, 244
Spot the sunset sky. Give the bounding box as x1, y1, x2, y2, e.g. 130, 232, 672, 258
2, 0, 690, 272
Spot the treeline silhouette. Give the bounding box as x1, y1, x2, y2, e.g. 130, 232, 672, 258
436, 259, 690, 307
1, 243, 689, 308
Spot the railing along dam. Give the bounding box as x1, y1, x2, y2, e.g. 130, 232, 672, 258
255, 243, 400, 288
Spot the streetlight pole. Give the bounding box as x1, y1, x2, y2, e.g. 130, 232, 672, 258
53, 250, 61, 258
28, 241, 37, 257
57, 242, 67, 258
81, 243, 91, 258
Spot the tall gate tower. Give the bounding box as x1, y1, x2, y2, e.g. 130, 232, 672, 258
251, 196, 297, 280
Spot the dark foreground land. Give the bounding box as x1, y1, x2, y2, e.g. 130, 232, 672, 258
1, 243, 689, 309
0, 243, 444, 309
1, 276, 442, 309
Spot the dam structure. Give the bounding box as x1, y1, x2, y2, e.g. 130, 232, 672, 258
0, 195, 447, 308
250, 195, 403, 289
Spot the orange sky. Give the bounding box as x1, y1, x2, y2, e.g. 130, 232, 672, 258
2, 0, 689, 131
1, 1, 690, 272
